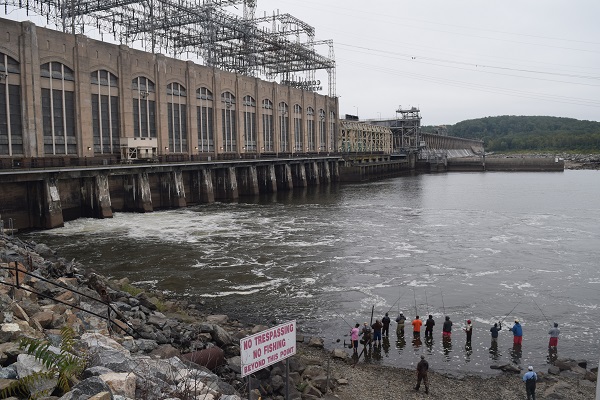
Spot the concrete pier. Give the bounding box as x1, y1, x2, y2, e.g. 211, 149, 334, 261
43, 177, 64, 229
81, 174, 113, 219
124, 173, 153, 213
257, 164, 277, 193
276, 164, 294, 191
292, 163, 308, 188
238, 166, 260, 196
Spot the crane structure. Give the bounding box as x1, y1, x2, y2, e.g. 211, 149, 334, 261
1, 0, 336, 96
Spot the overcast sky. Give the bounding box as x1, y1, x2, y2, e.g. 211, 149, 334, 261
4, 0, 599, 125
258, 0, 600, 125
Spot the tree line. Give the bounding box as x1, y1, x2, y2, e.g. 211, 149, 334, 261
421, 116, 600, 152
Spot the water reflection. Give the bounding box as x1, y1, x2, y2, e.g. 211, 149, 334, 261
464, 342, 473, 363
412, 335, 422, 351
510, 344, 522, 365
373, 343, 382, 362
489, 340, 501, 361
547, 347, 558, 364
382, 337, 390, 356
396, 336, 407, 354
425, 336, 434, 353
442, 337, 453, 361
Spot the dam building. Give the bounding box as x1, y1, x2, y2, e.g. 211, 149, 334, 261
0, 17, 339, 165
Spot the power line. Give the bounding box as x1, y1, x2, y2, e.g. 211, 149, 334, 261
336, 43, 600, 82
269, 0, 600, 47
338, 57, 600, 108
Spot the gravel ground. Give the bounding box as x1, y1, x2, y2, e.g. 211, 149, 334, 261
296, 344, 597, 400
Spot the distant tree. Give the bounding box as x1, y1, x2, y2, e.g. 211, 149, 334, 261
429, 115, 600, 152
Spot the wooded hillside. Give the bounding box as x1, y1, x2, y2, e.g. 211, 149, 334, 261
422, 116, 600, 152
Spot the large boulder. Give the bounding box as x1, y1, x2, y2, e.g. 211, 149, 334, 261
307, 337, 324, 349
15, 354, 58, 398
72, 376, 113, 398
211, 324, 233, 346
99, 372, 136, 398
180, 347, 225, 370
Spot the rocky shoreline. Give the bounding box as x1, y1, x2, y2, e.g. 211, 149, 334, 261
486, 153, 600, 170
0, 234, 597, 399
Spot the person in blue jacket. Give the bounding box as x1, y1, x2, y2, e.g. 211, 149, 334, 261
509, 319, 523, 345
522, 365, 537, 400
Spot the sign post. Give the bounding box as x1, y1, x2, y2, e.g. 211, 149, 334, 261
240, 320, 297, 398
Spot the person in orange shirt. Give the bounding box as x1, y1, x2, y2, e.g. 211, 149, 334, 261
412, 315, 423, 338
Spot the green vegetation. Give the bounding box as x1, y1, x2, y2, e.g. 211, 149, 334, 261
422, 116, 600, 153
1, 326, 86, 399
119, 282, 144, 297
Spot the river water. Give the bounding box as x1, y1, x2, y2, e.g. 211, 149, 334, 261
26, 170, 600, 376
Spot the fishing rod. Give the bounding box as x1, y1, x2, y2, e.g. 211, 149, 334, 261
386, 289, 407, 315
331, 310, 354, 329
413, 287, 418, 316
370, 304, 375, 326
498, 298, 523, 324
425, 290, 429, 315
440, 289, 446, 317
532, 298, 552, 326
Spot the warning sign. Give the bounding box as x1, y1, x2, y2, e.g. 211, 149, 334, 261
240, 320, 296, 377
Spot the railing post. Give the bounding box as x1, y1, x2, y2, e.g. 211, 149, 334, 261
107, 304, 112, 336
14, 262, 19, 289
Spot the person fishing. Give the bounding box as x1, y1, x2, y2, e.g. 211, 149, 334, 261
464, 319, 473, 343
412, 315, 422, 338
490, 321, 502, 342
396, 312, 407, 336
424, 315, 435, 338
372, 319, 383, 346
548, 322, 560, 349
381, 313, 391, 337
350, 323, 360, 354
442, 316, 452, 338
361, 322, 372, 347
509, 319, 523, 345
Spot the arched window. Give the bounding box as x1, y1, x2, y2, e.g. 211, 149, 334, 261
278, 102, 289, 153
41, 62, 76, 155
167, 82, 187, 153
262, 99, 274, 152
221, 91, 236, 152
196, 87, 214, 152
132, 76, 156, 138
293, 104, 303, 152
306, 107, 315, 152
0, 52, 22, 156
318, 109, 326, 151
243, 95, 256, 152
329, 111, 336, 151
90, 70, 120, 155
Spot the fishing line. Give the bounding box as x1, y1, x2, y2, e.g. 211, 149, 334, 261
532, 298, 552, 326
499, 298, 523, 324
386, 288, 406, 315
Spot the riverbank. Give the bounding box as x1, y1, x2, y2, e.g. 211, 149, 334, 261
1, 234, 597, 399
298, 343, 597, 400
486, 153, 600, 170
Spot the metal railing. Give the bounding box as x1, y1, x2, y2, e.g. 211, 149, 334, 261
0, 255, 140, 338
